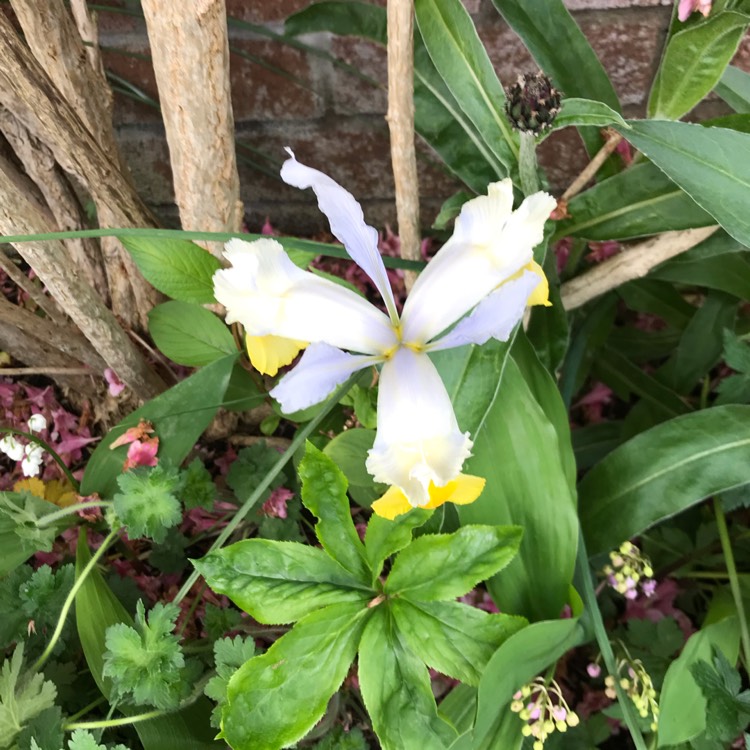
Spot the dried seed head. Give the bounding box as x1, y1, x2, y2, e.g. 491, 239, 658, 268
505, 71, 562, 134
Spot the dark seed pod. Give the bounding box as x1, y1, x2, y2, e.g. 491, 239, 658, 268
505, 71, 562, 134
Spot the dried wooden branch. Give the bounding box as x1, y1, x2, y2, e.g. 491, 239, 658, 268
141, 0, 243, 258
0, 247, 65, 323
386, 0, 420, 290
561, 129, 623, 203
0, 367, 92, 376
0, 153, 166, 400
560, 226, 720, 311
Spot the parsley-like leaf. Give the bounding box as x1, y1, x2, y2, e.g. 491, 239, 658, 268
0, 643, 57, 748
226, 442, 283, 504
113, 466, 182, 543
67, 728, 131, 750
103, 600, 186, 710
204, 636, 255, 728
179, 458, 216, 510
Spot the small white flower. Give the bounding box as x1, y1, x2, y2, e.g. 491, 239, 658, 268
0, 434, 25, 461
21, 444, 44, 477
27, 414, 47, 433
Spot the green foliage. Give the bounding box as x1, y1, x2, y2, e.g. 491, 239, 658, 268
66, 728, 131, 750
178, 458, 216, 510
204, 636, 256, 728
21, 705, 63, 750
103, 600, 189, 710
716, 330, 750, 405
197, 443, 524, 749
340, 384, 377, 429
113, 465, 182, 543
0, 644, 57, 748
226, 441, 283, 504
313, 726, 367, 749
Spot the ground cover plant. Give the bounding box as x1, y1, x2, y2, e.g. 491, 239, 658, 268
1, 0, 750, 748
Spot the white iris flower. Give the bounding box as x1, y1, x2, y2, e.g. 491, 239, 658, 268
214, 150, 556, 519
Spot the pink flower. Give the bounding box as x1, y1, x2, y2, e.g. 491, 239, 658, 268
261, 216, 278, 236
554, 237, 572, 275
104, 368, 125, 397
587, 240, 621, 263
587, 663, 602, 678
678, 0, 711, 22
261, 487, 294, 519
123, 437, 159, 469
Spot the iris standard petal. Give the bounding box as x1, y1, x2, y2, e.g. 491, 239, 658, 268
214, 237, 396, 355
401, 184, 556, 345
365, 348, 472, 508
427, 270, 539, 352
270, 343, 378, 414
280, 149, 399, 323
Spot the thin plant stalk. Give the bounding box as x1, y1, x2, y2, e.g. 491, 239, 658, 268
1, 428, 79, 490
35, 500, 113, 527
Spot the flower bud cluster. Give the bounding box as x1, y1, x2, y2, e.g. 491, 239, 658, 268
0, 414, 47, 477
603, 541, 656, 599
604, 655, 659, 732
505, 71, 562, 135
510, 677, 579, 749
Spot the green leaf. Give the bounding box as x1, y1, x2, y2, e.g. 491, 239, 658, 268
572, 421, 624, 471
715, 64, 750, 113
618, 120, 750, 247
358, 606, 456, 750
204, 636, 256, 728
323, 428, 385, 506
178, 458, 216, 510
193, 540, 371, 625
120, 236, 221, 303
551, 98, 628, 132
226, 441, 283, 504
468, 617, 585, 747
649, 12, 749, 120
716, 330, 750, 405
579, 405, 750, 556
363, 509, 433, 581
148, 301, 235, 367
554, 162, 714, 242
0, 644, 57, 749
391, 599, 525, 686
299, 442, 370, 582
81, 353, 237, 499
414, 0, 519, 177
385, 525, 522, 602
221, 602, 368, 750
650, 251, 750, 301
221, 363, 266, 412
658, 616, 740, 746
619, 279, 698, 330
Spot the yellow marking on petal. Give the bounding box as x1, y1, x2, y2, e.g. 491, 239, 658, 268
525, 260, 551, 307
245, 334, 307, 376
371, 474, 486, 520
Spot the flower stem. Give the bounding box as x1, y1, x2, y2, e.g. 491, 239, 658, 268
64, 709, 164, 731
36, 500, 112, 527
518, 131, 540, 196
575, 528, 648, 750
33, 528, 119, 672
713, 497, 750, 668
173, 375, 358, 605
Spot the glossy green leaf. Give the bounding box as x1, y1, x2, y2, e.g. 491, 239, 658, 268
715, 64, 750, 113
323, 428, 385, 506
148, 301, 236, 366
650, 251, 750, 301
470, 617, 585, 747
298, 442, 370, 582
453, 357, 578, 620
391, 599, 525, 686
222, 602, 368, 750
551, 97, 628, 132
649, 11, 748, 120
81, 354, 237, 499
414, 0, 519, 176
358, 606, 456, 750
490, 0, 620, 156
658, 616, 741, 746
75, 533, 220, 749
571, 421, 624, 471
580, 405, 750, 556
385, 525, 522, 602
193, 540, 371, 624
363, 509, 433, 582
120, 236, 221, 304
618, 120, 750, 247
554, 162, 714, 242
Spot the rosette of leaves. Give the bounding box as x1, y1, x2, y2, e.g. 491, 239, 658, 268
195, 443, 526, 750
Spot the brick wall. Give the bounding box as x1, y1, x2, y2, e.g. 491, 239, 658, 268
97, 0, 748, 237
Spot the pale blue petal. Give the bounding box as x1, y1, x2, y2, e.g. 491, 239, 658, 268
271, 343, 377, 414
427, 271, 538, 352
280, 149, 398, 321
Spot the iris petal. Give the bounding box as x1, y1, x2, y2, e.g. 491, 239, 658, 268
245, 334, 307, 377
214, 237, 395, 355
366, 348, 472, 507
281, 150, 399, 322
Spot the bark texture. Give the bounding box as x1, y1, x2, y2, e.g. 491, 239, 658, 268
141, 0, 244, 257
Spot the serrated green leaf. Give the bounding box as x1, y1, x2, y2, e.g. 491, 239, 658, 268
385, 525, 521, 602
81, 354, 237, 499
204, 636, 255, 728
649, 12, 749, 120
194, 540, 372, 624
148, 301, 236, 366
363, 509, 433, 582
18, 705, 63, 750
580, 405, 750, 556
221, 602, 368, 750
120, 236, 221, 303
358, 606, 456, 750
391, 599, 526, 685
299, 443, 370, 582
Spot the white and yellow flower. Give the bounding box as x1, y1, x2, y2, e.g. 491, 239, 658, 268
213, 150, 556, 519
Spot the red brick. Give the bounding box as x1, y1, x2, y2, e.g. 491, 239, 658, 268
225, 0, 312, 24
537, 128, 589, 193
230, 39, 321, 120
115, 128, 174, 205
330, 36, 388, 115
92, 0, 147, 35
565, 0, 670, 7
102, 43, 162, 125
